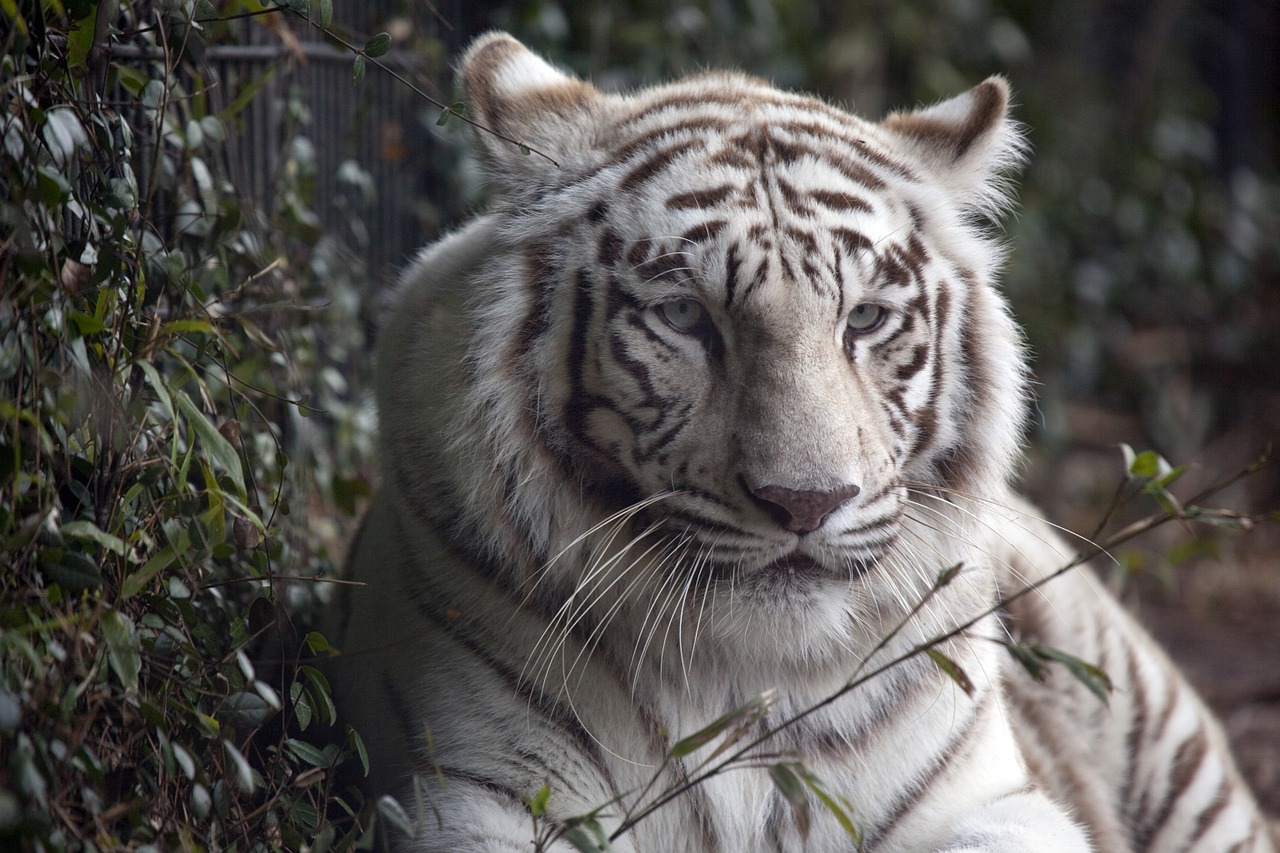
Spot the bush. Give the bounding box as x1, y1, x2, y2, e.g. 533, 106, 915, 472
0, 1, 384, 848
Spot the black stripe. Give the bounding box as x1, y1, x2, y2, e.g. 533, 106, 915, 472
777, 119, 917, 181
723, 243, 742, 309
619, 139, 707, 192
563, 268, 614, 459
617, 92, 779, 129
1177, 777, 1235, 853
1119, 642, 1148, 824
909, 276, 950, 464
667, 185, 736, 210
436, 765, 531, 813
809, 189, 873, 213
609, 117, 729, 164
681, 219, 728, 245
864, 689, 990, 846
1134, 727, 1209, 852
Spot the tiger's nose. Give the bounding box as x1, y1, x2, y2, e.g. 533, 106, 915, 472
748, 483, 861, 534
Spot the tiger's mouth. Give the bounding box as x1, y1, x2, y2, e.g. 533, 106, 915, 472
763, 551, 822, 576
760, 549, 874, 580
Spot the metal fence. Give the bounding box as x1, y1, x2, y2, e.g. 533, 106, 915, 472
194, 3, 480, 279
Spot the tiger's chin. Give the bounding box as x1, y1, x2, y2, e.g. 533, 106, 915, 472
686, 550, 884, 648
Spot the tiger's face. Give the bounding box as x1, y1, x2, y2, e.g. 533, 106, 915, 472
443, 36, 1028, 638
534, 150, 932, 588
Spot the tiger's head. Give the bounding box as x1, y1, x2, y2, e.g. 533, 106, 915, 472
387, 33, 1029, 656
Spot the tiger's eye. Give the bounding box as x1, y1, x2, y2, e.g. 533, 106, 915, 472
659, 299, 706, 333
846, 303, 886, 333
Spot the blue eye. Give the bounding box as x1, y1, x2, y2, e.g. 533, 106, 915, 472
659, 299, 706, 333
846, 303, 886, 333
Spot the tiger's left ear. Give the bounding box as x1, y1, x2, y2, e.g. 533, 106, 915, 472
459, 32, 601, 194
881, 78, 1025, 215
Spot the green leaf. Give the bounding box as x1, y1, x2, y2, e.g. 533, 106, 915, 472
1030, 644, 1113, 706
769, 763, 811, 840
61, 519, 127, 555
121, 545, 181, 599
934, 562, 963, 588
167, 740, 195, 780
174, 390, 246, 500
69, 311, 106, 338
223, 740, 255, 795
140, 79, 165, 110
561, 818, 611, 852
1153, 464, 1188, 490
1128, 449, 1165, 479
114, 65, 147, 97
66, 2, 97, 74
347, 725, 370, 778
43, 108, 88, 164
101, 608, 140, 692
319, 0, 332, 27
1, 0, 29, 37
36, 165, 71, 205
162, 318, 216, 337
285, 737, 338, 768
42, 549, 102, 591
301, 665, 337, 725
363, 33, 391, 58
796, 765, 862, 843
291, 681, 313, 731
435, 102, 465, 127
1004, 641, 1048, 682
219, 691, 274, 730
137, 360, 175, 423
352, 55, 366, 86
925, 647, 974, 695
305, 631, 329, 654
526, 784, 551, 817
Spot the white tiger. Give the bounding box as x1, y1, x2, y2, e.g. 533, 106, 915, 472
326, 32, 1274, 852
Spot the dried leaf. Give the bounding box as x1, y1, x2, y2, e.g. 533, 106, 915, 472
669, 690, 775, 759
925, 648, 974, 695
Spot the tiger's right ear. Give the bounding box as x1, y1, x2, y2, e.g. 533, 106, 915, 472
459, 32, 600, 190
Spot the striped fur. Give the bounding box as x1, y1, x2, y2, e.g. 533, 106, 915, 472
327, 32, 1273, 852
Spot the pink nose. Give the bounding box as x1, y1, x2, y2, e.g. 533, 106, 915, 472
749, 483, 861, 534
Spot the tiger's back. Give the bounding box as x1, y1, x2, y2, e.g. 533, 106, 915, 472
328, 32, 1274, 852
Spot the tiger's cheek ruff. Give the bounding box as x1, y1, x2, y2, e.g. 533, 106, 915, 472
332, 32, 1276, 853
